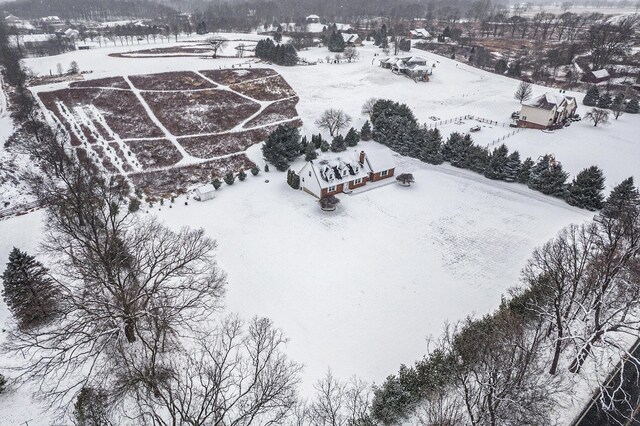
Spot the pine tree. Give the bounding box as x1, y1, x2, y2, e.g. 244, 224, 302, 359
566, 166, 605, 210
261, 125, 302, 171
611, 93, 625, 119
344, 127, 360, 147
445, 133, 473, 168
328, 30, 345, 52
625, 98, 639, 114
528, 155, 568, 197
485, 144, 509, 180
360, 120, 372, 141
597, 93, 612, 109
282, 44, 298, 66
495, 59, 507, 74
518, 157, 534, 184
250, 166, 260, 176
224, 171, 235, 185
305, 143, 318, 161
238, 170, 247, 181
1, 247, 58, 328
320, 140, 330, 152
583, 85, 599, 106
330, 135, 346, 152
467, 144, 489, 173
503, 151, 521, 182
600, 177, 639, 222
421, 128, 444, 165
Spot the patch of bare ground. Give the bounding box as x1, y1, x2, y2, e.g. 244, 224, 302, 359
200, 68, 278, 85
229, 75, 296, 101
130, 154, 256, 196
244, 97, 299, 128
128, 71, 217, 91
108, 143, 135, 173
69, 77, 130, 89
39, 88, 164, 139
125, 139, 183, 169
140, 89, 260, 136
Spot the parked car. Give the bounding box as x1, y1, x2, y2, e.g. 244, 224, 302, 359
429, 116, 440, 121
469, 125, 481, 132
509, 123, 518, 128
510, 111, 520, 119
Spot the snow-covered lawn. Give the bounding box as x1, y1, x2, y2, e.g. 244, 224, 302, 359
0, 34, 638, 423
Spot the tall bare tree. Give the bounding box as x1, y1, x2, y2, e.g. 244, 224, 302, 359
514, 81, 533, 103
315, 109, 352, 137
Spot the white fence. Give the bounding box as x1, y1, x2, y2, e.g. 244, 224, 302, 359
425, 115, 524, 148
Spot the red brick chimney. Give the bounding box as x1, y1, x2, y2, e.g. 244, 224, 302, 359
359, 151, 365, 164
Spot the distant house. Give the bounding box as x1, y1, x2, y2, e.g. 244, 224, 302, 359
408, 28, 431, 39
384, 56, 432, 80
517, 93, 577, 130
195, 184, 216, 201
582, 69, 610, 84
5, 14, 34, 31
296, 150, 396, 198
341, 32, 362, 47
306, 14, 320, 23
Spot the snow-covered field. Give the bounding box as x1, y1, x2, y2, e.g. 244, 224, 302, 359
1, 34, 639, 423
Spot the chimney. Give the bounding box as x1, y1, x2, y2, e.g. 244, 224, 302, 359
359, 151, 365, 164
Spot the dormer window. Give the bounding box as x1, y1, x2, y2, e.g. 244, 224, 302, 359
342, 169, 348, 177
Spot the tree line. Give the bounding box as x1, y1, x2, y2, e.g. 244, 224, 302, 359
368, 98, 608, 210
1, 0, 178, 21
255, 38, 299, 66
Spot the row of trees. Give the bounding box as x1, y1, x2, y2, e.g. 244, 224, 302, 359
255, 38, 299, 66
371, 176, 640, 424
367, 98, 608, 211
584, 85, 639, 117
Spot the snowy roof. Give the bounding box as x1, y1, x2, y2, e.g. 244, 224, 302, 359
300, 150, 373, 190
591, 69, 610, 79
410, 29, 431, 38
341, 33, 360, 43
195, 184, 216, 195
393, 60, 408, 69
306, 14, 320, 19
523, 93, 575, 111
41, 16, 62, 22
364, 150, 396, 173
406, 56, 427, 64
408, 65, 430, 71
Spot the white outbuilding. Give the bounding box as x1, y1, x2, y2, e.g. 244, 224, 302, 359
195, 184, 216, 201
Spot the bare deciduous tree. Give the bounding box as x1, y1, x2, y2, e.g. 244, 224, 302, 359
315, 109, 352, 137
361, 98, 378, 116
585, 107, 610, 127
207, 37, 228, 58
343, 46, 359, 62
514, 80, 533, 104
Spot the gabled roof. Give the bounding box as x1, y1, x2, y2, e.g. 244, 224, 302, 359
195, 184, 216, 195
591, 69, 610, 79
341, 33, 360, 43
523, 93, 575, 111
406, 56, 427, 64
364, 150, 396, 173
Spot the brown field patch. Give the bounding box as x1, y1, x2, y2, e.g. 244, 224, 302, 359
200, 68, 278, 85
125, 139, 183, 169
141, 89, 260, 136
70, 77, 130, 89
230, 75, 296, 101
179, 119, 302, 159
130, 154, 256, 196
128, 71, 217, 91
39, 88, 163, 139
244, 97, 299, 128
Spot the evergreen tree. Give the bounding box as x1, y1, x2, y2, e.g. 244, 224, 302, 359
330, 134, 346, 152
320, 140, 330, 152
421, 128, 444, 165
0, 374, 5, 394
495, 59, 507, 74
597, 93, 612, 109
528, 155, 569, 197
566, 166, 605, 210
503, 151, 521, 182
212, 178, 222, 189
1, 247, 58, 328
73, 387, 109, 426
517, 157, 534, 184
327, 30, 345, 52
238, 170, 247, 181
467, 144, 489, 173
625, 98, 639, 114
600, 177, 639, 223
485, 144, 510, 180
128, 198, 141, 213
583, 85, 599, 106
611, 93, 625, 118
250, 166, 260, 176
507, 62, 522, 77
344, 127, 360, 147
445, 133, 473, 168
305, 142, 318, 161
360, 120, 372, 141
282, 44, 298, 66
261, 125, 302, 171
224, 171, 235, 185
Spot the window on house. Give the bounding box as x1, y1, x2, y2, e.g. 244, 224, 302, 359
302, 178, 305, 182
328, 185, 336, 192
381, 170, 388, 177
342, 169, 348, 176
309, 171, 311, 177
354, 178, 362, 185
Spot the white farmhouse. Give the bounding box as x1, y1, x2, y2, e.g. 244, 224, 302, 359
517, 93, 577, 130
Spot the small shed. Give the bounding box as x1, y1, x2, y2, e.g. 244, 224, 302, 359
582, 69, 610, 84
195, 184, 216, 201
